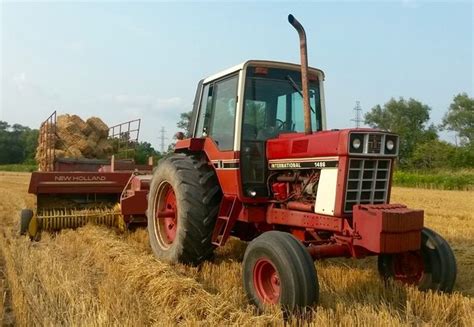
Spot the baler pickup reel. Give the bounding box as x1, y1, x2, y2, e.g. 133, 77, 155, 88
23, 204, 125, 239
38, 206, 122, 231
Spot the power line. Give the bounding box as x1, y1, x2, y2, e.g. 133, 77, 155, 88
351, 101, 363, 128
159, 127, 167, 153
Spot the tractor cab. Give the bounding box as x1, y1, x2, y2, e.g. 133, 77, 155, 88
188, 60, 327, 198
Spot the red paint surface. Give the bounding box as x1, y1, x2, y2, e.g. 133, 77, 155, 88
307, 244, 351, 259
28, 171, 133, 195
353, 204, 424, 253
267, 205, 344, 232
156, 184, 178, 244
253, 258, 280, 304
392, 251, 424, 285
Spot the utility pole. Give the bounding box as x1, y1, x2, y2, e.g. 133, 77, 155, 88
159, 127, 167, 153
351, 101, 363, 128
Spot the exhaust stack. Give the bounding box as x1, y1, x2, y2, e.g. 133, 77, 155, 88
288, 14, 312, 135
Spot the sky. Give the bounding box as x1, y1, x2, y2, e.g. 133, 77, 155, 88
1, 0, 472, 150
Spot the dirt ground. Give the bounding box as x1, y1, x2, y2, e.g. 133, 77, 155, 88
0, 172, 472, 326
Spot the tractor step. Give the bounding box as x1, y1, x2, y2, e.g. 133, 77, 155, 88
212, 195, 242, 246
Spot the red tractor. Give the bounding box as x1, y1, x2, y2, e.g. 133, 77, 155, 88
145, 15, 456, 312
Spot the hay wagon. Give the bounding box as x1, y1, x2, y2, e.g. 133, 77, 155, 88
22, 111, 154, 238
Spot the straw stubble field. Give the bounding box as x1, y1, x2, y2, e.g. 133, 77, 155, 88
0, 172, 472, 326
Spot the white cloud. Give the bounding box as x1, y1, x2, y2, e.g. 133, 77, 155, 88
1, 72, 61, 129
3, 72, 189, 150
155, 97, 185, 109
13, 72, 27, 91
95, 93, 190, 150
101, 94, 188, 113
10, 72, 59, 101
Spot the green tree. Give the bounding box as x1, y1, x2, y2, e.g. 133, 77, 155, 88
409, 140, 456, 169
441, 93, 473, 145
0, 121, 10, 131
134, 141, 162, 164
177, 111, 192, 137
0, 122, 39, 164
452, 143, 474, 168
22, 129, 39, 163
0, 121, 10, 163
167, 111, 193, 153
365, 98, 438, 165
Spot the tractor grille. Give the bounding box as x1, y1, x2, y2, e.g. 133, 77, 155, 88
344, 158, 391, 213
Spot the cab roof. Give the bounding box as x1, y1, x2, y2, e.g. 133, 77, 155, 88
202, 60, 325, 84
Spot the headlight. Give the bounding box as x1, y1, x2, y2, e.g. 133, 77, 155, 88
384, 135, 398, 155
352, 138, 361, 149
349, 133, 364, 153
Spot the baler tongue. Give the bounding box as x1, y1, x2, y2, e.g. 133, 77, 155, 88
30, 204, 125, 237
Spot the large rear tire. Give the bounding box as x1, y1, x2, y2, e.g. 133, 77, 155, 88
378, 227, 457, 292
147, 153, 221, 265
243, 231, 319, 313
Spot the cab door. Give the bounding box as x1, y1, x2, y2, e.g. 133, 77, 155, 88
193, 74, 241, 197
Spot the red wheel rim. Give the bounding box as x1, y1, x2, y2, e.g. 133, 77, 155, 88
392, 251, 424, 285
155, 182, 178, 246
253, 258, 280, 304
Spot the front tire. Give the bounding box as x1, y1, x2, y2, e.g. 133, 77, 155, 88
147, 153, 221, 265
243, 231, 319, 313
378, 227, 457, 292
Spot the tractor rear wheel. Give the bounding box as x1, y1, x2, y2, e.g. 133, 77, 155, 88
19, 209, 33, 235
243, 231, 319, 313
147, 153, 221, 265
378, 227, 457, 292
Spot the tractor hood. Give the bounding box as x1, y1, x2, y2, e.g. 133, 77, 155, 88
266, 128, 399, 160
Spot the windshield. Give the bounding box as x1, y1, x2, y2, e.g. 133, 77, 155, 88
242, 66, 322, 141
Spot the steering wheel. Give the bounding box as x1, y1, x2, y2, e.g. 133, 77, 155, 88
275, 119, 287, 130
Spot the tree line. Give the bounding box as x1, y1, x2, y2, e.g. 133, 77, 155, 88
1, 92, 472, 170
364, 92, 473, 169
0, 122, 163, 165
0, 122, 38, 165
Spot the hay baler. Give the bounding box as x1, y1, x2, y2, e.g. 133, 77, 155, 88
21, 115, 154, 238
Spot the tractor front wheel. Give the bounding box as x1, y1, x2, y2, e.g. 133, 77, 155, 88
243, 231, 319, 313
147, 153, 221, 265
378, 227, 457, 292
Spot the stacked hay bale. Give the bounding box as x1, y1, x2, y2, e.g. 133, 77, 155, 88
36, 114, 113, 171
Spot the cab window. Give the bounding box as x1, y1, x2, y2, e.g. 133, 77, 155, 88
196, 74, 239, 151
242, 67, 321, 141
